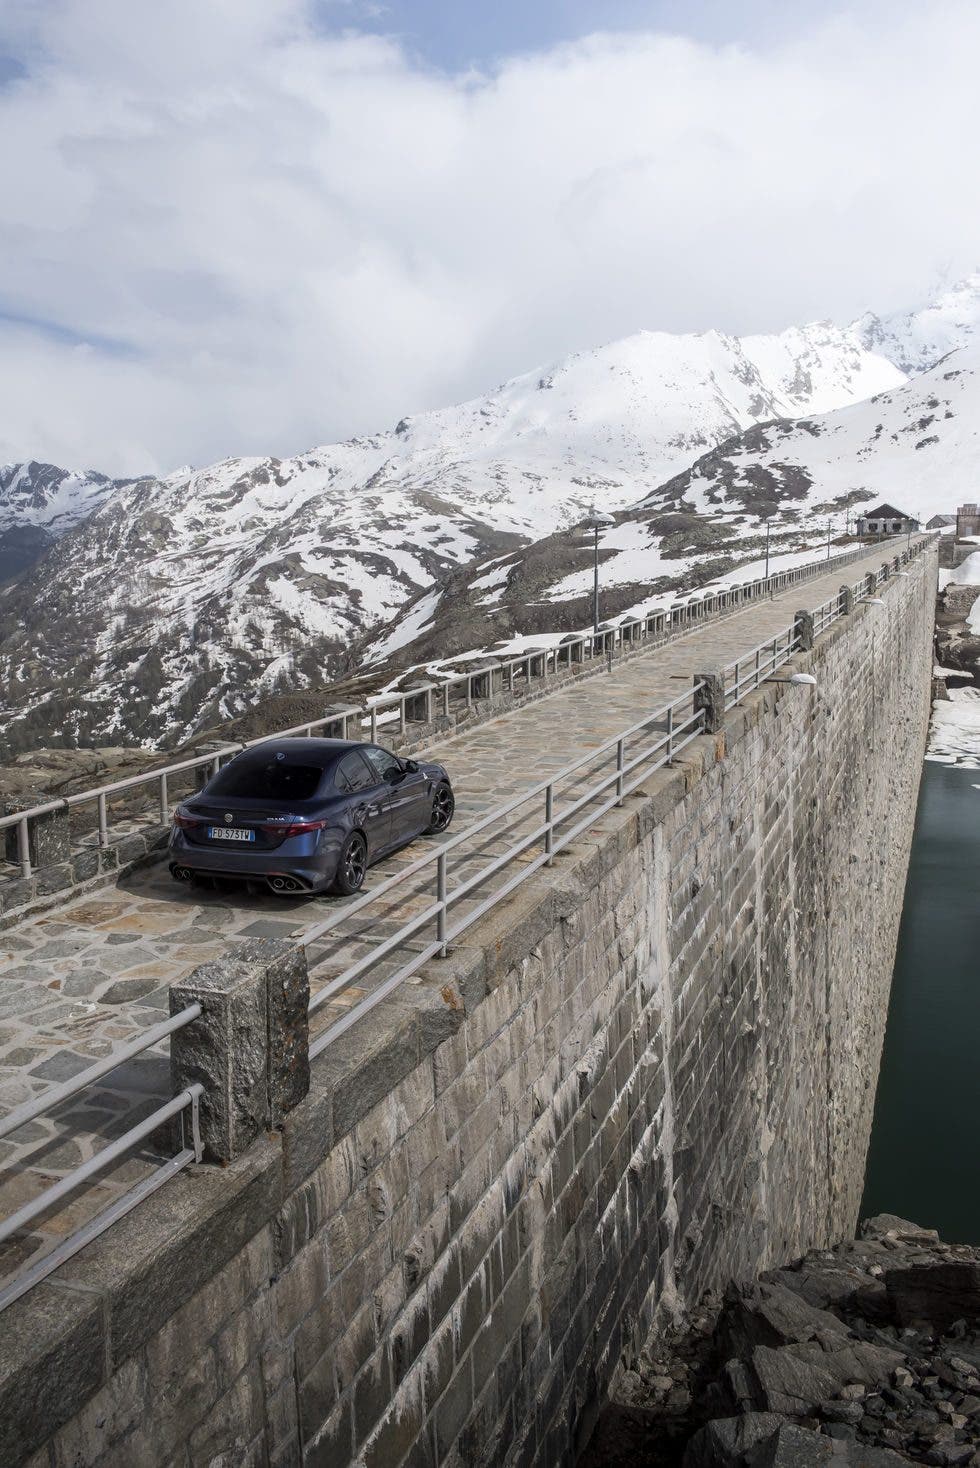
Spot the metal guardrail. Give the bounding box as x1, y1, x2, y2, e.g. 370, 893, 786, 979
0, 538, 900, 882
0, 1004, 204, 1312
718, 556, 909, 707
299, 686, 705, 1058
0, 535, 931, 1312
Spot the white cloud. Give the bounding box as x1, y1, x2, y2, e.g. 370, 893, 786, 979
0, 0, 978, 475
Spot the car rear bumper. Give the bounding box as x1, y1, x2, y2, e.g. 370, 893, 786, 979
168, 830, 341, 891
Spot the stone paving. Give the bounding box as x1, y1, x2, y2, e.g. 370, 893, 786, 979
0, 542, 913, 1288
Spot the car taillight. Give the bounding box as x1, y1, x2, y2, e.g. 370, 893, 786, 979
261, 819, 328, 839
173, 807, 202, 829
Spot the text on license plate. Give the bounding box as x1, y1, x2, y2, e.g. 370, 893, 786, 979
209, 827, 255, 842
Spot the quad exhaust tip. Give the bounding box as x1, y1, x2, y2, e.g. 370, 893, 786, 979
269, 875, 304, 893
170, 864, 194, 882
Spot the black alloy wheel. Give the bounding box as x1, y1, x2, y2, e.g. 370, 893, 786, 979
333, 831, 368, 894
426, 784, 455, 834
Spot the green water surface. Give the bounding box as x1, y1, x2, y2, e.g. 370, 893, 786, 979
861, 760, 980, 1242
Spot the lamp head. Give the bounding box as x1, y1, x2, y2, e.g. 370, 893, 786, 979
583, 505, 614, 530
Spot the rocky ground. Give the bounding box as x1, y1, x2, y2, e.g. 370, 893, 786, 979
580, 1216, 980, 1467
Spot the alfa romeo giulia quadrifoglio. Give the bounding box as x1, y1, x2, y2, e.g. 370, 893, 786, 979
168, 738, 455, 895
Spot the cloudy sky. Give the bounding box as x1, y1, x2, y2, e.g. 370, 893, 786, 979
0, 0, 977, 475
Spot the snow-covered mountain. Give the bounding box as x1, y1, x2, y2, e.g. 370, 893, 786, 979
853, 272, 980, 376
0, 461, 130, 581
359, 346, 979, 679
0, 277, 977, 754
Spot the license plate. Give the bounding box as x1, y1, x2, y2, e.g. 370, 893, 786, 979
209, 827, 255, 842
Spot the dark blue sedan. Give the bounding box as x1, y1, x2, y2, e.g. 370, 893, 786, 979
168, 738, 454, 895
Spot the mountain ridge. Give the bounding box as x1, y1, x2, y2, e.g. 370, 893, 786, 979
1, 276, 977, 755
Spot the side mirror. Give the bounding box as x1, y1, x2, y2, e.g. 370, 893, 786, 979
384, 765, 402, 784
404, 758, 420, 773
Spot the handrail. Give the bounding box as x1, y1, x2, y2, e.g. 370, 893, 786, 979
296, 685, 705, 949
304, 694, 706, 1057
0, 1083, 203, 1313
0, 1002, 202, 1140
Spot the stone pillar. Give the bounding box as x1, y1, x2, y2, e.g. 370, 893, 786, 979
193, 742, 234, 792
472, 669, 493, 700
794, 609, 815, 652
2, 790, 70, 871
170, 938, 310, 1163
694, 671, 726, 734
323, 702, 358, 739
840, 585, 855, 615
405, 686, 434, 724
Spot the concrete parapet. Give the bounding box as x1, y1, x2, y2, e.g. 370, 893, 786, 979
794, 609, 815, 652
694, 671, 726, 734
170, 938, 310, 1163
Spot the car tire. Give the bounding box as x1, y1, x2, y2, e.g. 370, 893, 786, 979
425, 783, 455, 834
332, 831, 368, 894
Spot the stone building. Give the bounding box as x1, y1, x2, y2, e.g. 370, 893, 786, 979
956, 502, 980, 538
855, 503, 919, 536
926, 513, 956, 529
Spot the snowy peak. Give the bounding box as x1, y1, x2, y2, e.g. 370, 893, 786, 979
0, 460, 123, 533
852, 272, 980, 376
0, 461, 134, 581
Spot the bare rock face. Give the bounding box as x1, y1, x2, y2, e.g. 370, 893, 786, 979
580, 1217, 980, 1468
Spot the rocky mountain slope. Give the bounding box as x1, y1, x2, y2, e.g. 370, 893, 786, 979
0, 277, 977, 754
0, 461, 130, 581
359, 346, 979, 679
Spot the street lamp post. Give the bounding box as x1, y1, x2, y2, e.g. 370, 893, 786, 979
584, 505, 614, 634
826, 516, 832, 560
764, 518, 771, 580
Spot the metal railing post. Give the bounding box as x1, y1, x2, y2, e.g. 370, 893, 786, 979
437, 853, 448, 957
17, 817, 31, 880
159, 772, 169, 825
97, 792, 109, 847
544, 784, 554, 865
615, 739, 625, 804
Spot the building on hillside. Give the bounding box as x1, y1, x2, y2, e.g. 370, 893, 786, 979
956, 503, 980, 538
855, 503, 920, 536
926, 514, 956, 529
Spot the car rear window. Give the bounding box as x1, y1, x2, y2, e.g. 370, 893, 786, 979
207, 758, 325, 801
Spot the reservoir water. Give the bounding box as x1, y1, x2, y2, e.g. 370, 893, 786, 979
861, 758, 980, 1242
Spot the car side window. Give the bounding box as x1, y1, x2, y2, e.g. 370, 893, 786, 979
362, 746, 402, 781
335, 752, 374, 793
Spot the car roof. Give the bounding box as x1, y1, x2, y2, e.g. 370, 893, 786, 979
235, 738, 366, 763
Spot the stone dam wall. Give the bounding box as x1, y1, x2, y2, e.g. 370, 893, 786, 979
5, 547, 936, 1468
